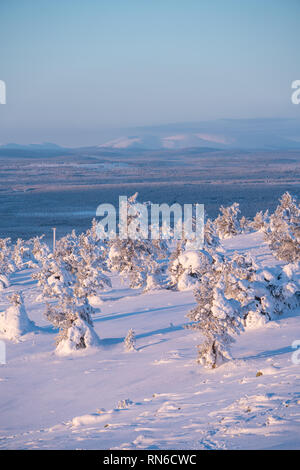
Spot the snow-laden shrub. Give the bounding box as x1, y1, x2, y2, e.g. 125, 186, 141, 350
168, 214, 221, 291
214, 203, 241, 239
168, 243, 213, 291
124, 328, 136, 352
254, 262, 300, 318
264, 192, 300, 262
244, 310, 268, 329
0, 292, 34, 340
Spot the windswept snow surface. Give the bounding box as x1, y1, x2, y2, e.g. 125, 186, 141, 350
0, 232, 299, 449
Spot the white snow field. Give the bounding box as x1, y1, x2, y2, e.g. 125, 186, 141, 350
0, 232, 299, 450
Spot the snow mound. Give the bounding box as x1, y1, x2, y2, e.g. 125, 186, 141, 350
72, 411, 112, 427
245, 310, 268, 329
0, 293, 34, 340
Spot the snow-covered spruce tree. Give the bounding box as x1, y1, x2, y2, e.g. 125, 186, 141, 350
124, 328, 136, 352
0, 238, 15, 290
36, 227, 110, 354
168, 215, 220, 291
11, 237, 43, 270
0, 292, 34, 340
204, 218, 220, 248
45, 296, 100, 355
73, 231, 111, 299
44, 228, 111, 302
264, 192, 300, 262
86, 218, 109, 265
30, 235, 50, 264
168, 239, 186, 290
187, 259, 242, 368
108, 193, 168, 291
12, 239, 30, 270
32, 256, 74, 301
214, 203, 241, 239
187, 252, 260, 367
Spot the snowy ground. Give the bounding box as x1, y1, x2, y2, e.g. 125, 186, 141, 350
0, 232, 299, 449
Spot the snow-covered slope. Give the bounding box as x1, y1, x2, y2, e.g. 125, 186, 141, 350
0, 232, 299, 450
97, 133, 229, 150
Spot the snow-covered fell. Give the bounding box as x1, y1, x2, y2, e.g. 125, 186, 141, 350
0, 231, 299, 449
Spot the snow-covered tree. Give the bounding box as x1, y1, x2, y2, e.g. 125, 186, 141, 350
214, 203, 241, 239
187, 263, 242, 368
188, 248, 299, 366
108, 193, 168, 290
249, 210, 269, 232
168, 213, 221, 290
204, 218, 220, 248
33, 225, 110, 354
264, 192, 300, 262
12, 239, 29, 270
240, 216, 252, 234
124, 328, 136, 352
45, 296, 100, 355
168, 242, 213, 291
252, 262, 300, 323
75, 231, 111, 295
32, 256, 74, 300
35, 227, 111, 302
0, 292, 34, 340
168, 214, 220, 291
0, 238, 15, 283
187, 252, 259, 368
30, 235, 50, 264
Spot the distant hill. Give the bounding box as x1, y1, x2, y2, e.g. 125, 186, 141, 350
97, 118, 300, 150
1, 118, 300, 151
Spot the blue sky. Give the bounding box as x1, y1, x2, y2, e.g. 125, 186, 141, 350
0, 0, 299, 145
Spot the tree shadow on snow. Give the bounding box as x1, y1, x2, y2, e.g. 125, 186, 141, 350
93, 303, 195, 323
237, 345, 293, 361
100, 322, 189, 350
